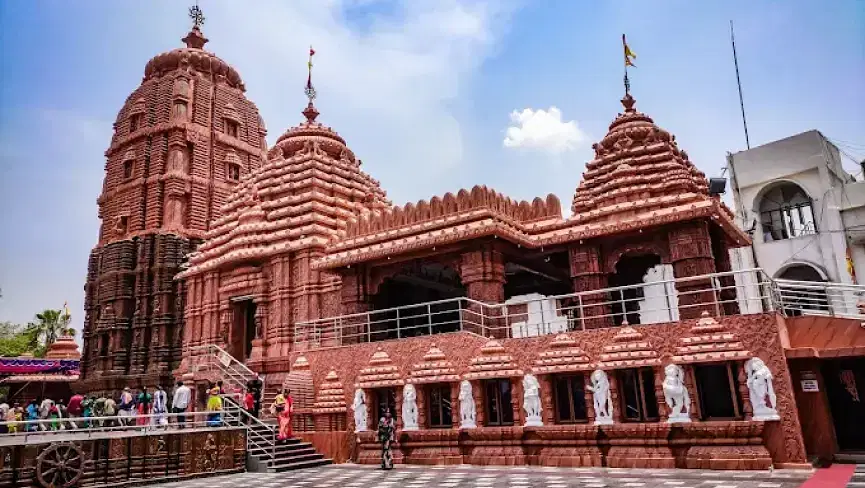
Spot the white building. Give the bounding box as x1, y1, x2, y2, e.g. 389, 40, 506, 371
727, 130, 865, 315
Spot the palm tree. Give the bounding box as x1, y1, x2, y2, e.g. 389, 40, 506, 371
27, 309, 66, 356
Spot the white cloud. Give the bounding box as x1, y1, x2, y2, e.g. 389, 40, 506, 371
503, 106, 586, 154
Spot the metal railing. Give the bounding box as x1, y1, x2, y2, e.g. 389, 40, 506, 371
221, 393, 278, 462
0, 406, 243, 446
189, 344, 263, 397
293, 268, 865, 349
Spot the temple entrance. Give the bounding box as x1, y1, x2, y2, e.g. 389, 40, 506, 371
608, 254, 662, 326
822, 358, 865, 451
229, 298, 256, 362
370, 262, 465, 341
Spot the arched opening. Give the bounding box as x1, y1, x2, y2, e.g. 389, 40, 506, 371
370, 262, 465, 340
502, 251, 573, 337
776, 264, 829, 316
758, 182, 816, 241
608, 254, 663, 326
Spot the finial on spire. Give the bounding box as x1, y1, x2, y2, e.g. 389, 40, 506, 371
182, 2, 208, 49
622, 34, 637, 97
305, 46, 317, 102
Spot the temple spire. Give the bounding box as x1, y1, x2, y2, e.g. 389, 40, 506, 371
303, 46, 319, 122
182, 2, 208, 49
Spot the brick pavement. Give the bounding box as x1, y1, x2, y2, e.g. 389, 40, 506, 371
145, 463, 812, 488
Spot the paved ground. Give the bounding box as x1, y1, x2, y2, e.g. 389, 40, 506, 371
147, 464, 812, 488
848, 465, 865, 488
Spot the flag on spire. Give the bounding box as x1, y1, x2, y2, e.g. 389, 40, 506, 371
623, 34, 636, 67
305, 46, 317, 102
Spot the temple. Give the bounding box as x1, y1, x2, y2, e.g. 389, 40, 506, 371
81, 10, 865, 470
79, 17, 267, 394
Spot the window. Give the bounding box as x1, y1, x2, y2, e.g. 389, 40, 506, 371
227, 163, 241, 181
427, 384, 453, 428
99, 333, 109, 356
554, 374, 587, 423
173, 100, 188, 119
225, 119, 239, 138
759, 183, 816, 241
483, 378, 514, 426
129, 113, 143, 132
372, 388, 396, 429
694, 363, 744, 420
123, 160, 134, 180
617, 368, 659, 422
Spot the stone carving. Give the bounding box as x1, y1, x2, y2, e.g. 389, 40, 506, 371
522, 374, 543, 427
746, 357, 780, 421
588, 370, 613, 425
402, 384, 419, 431
459, 380, 477, 429
352, 389, 368, 432
662, 364, 691, 423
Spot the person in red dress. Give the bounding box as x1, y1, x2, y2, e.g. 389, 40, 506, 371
276, 389, 293, 443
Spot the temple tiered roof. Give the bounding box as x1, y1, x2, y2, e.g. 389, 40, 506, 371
533, 334, 594, 374
312, 94, 748, 270
312, 370, 348, 413
464, 338, 524, 380
143, 26, 246, 91
179, 100, 390, 277
285, 355, 315, 410
597, 327, 661, 369
355, 349, 404, 388
673, 311, 751, 363
407, 344, 460, 384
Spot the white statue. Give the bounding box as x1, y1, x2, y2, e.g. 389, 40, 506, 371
402, 384, 419, 431
522, 374, 543, 426
459, 380, 477, 428
745, 357, 780, 421
662, 364, 691, 423
352, 389, 368, 432
588, 370, 613, 425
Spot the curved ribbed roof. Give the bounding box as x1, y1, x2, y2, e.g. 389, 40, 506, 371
571, 94, 709, 221
143, 26, 245, 91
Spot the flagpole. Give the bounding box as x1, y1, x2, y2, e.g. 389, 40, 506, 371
622, 34, 630, 96
730, 20, 751, 149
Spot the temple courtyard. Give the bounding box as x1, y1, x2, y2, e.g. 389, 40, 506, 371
144, 464, 852, 488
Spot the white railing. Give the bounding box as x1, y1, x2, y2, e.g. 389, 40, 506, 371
0, 406, 244, 446
293, 268, 865, 350
189, 344, 263, 397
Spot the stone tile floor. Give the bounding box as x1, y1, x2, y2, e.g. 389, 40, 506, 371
146, 464, 812, 488
848, 465, 865, 487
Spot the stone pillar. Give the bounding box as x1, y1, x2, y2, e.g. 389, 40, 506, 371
450, 383, 461, 431
653, 366, 668, 423
714, 239, 740, 316
668, 222, 718, 319
250, 302, 267, 361
459, 244, 506, 337
568, 243, 612, 329
472, 380, 485, 426
511, 377, 523, 426
539, 375, 555, 426
340, 267, 370, 344
583, 374, 596, 423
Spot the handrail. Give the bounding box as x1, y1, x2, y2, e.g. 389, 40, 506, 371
221, 394, 277, 461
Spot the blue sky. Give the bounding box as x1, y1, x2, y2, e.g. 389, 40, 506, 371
1, 0, 863, 334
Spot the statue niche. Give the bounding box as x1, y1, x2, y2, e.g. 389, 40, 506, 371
663, 364, 691, 423
352, 389, 368, 432
459, 380, 477, 428
588, 369, 613, 425
402, 384, 419, 431
163, 192, 188, 230
522, 374, 543, 427
166, 146, 190, 175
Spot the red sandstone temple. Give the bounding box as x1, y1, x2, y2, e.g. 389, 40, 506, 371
82, 16, 865, 469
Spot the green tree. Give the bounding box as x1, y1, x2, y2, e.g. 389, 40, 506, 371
26, 309, 69, 357
0, 322, 33, 357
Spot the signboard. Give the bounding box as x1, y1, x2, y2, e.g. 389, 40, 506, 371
800, 371, 819, 392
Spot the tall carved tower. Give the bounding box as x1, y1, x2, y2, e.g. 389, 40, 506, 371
80, 9, 267, 393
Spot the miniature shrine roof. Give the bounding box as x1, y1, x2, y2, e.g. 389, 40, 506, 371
673, 311, 751, 364
313, 370, 347, 413
533, 334, 594, 374
407, 344, 460, 384
355, 349, 404, 388
464, 338, 524, 380
596, 326, 661, 369
312, 94, 749, 270
178, 100, 391, 278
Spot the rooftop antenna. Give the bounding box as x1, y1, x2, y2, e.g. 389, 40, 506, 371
730, 20, 751, 150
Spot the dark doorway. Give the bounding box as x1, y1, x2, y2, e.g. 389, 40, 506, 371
372, 388, 397, 429
370, 262, 465, 341
822, 358, 865, 451
608, 254, 662, 326
229, 299, 257, 362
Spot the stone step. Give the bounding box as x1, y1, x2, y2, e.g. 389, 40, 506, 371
268, 456, 332, 472
250, 444, 315, 457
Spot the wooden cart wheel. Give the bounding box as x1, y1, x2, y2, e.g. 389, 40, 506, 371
36, 443, 83, 488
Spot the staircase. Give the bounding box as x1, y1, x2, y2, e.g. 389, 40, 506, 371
193, 345, 332, 472
247, 421, 332, 472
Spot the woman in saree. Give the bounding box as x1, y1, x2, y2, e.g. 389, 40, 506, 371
206, 385, 223, 427
377, 408, 396, 470
136, 387, 152, 427
276, 389, 293, 443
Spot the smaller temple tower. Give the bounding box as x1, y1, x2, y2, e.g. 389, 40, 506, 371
80, 6, 267, 394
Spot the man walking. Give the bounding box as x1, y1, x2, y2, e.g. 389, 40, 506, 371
171, 381, 191, 428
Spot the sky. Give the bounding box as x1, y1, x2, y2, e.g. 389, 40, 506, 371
0, 0, 863, 335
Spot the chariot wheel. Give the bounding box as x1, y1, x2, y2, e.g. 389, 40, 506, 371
36, 443, 83, 488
